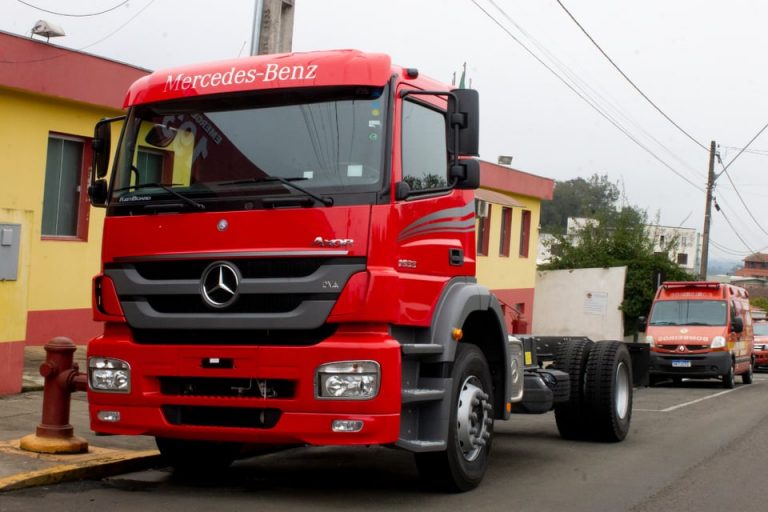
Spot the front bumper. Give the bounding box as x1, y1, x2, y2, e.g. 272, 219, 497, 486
649, 350, 731, 378
87, 328, 402, 446
754, 349, 768, 368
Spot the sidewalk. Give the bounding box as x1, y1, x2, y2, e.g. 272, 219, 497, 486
0, 347, 160, 492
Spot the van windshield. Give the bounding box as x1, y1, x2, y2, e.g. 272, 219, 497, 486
754, 323, 768, 336
649, 300, 728, 327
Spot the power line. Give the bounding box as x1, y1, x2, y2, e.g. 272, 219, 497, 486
713, 199, 757, 253
718, 120, 768, 174
16, 0, 130, 17
709, 238, 751, 257
485, 0, 704, 181
719, 167, 768, 237
470, 0, 704, 191
554, 0, 709, 153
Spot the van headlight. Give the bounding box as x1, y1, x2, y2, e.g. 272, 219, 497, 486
711, 336, 726, 349
316, 361, 379, 400
645, 335, 655, 346
88, 357, 131, 393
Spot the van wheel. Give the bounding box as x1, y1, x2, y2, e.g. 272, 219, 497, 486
742, 361, 754, 384
415, 343, 493, 492
722, 364, 736, 389
584, 341, 633, 442
552, 339, 594, 440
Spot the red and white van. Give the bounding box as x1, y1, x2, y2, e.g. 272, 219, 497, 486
753, 320, 768, 369
645, 281, 753, 388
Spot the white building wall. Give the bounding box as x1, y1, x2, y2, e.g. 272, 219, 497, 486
532, 266, 626, 340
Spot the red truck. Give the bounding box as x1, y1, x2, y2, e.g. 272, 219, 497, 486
86, 50, 635, 491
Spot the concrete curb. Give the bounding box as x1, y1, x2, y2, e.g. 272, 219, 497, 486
0, 442, 161, 492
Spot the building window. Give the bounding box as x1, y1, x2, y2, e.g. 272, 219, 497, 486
677, 253, 688, 265
519, 210, 531, 257
477, 205, 491, 256
41, 134, 90, 240
401, 100, 447, 191
135, 147, 174, 186
499, 207, 512, 257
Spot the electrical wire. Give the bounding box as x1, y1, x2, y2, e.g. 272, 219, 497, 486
714, 199, 757, 254
485, 0, 704, 181
719, 168, 768, 237
709, 238, 752, 257
470, 0, 704, 191
554, 0, 709, 153
16, 0, 130, 17
0, 0, 155, 64
718, 120, 768, 174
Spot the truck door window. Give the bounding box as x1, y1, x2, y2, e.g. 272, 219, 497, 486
401, 100, 448, 191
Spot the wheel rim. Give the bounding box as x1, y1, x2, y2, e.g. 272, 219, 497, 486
456, 375, 492, 462
614, 361, 630, 420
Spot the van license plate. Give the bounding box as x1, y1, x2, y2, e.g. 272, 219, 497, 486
672, 360, 691, 368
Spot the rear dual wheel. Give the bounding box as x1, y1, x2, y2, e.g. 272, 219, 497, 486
553, 340, 633, 442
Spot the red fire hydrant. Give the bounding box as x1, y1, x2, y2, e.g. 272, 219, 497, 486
20, 337, 89, 454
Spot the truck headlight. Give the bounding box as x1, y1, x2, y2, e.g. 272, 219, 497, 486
88, 357, 131, 393
316, 361, 379, 400
711, 336, 726, 349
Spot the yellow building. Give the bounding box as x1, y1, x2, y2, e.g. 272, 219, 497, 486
0, 31, 148, 394
476, 161, 554, 333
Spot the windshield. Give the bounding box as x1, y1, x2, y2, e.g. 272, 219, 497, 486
754, 323, 768, 336
108, 86, 388, 213
649, 300, 728, 327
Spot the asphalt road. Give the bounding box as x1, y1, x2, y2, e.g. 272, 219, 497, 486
3, 374, 768, 512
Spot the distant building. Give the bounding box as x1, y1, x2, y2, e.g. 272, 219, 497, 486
647, 224, 700, 274
735, 253, 768, 279
536, 219, 700, 274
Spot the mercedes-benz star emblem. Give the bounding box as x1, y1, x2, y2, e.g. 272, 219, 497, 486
200, 262, 240, 309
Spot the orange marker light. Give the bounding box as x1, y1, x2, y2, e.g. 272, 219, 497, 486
452, 328, 463, 341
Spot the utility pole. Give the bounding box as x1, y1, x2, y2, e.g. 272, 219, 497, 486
250, 0, 295, 56
699, 140, 717, 280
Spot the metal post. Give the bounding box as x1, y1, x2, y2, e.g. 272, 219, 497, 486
250, 0, 264, 56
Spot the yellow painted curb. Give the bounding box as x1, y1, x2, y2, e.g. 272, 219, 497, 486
0, 447, 161, 492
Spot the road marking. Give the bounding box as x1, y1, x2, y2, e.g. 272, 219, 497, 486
635, 386, 747, 412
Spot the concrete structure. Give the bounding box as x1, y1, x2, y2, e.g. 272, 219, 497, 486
253, 0, 295, 54
475, 161, 555, 333
0, 31, 148, 394
532, 266, 627, 340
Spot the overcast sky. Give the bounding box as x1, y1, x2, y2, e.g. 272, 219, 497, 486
4, 0, 768, 265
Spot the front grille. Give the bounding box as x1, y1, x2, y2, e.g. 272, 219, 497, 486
105, 256, 366, 335
162, 405, 281, 428
131, 324, 337, 345
160, 377, 295, 399
657, 344, 710, 352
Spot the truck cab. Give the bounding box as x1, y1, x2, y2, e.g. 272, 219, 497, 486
645, 281, 754, 388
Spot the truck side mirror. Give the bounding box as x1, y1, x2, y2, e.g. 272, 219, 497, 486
447, 89, 479, 157
450, 158, 480, 190
92, 119, 113, 179
732, 317, 744, 333
88, 179, 108, 206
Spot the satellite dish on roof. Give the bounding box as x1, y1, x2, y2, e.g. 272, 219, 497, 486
31, 20, 66, 40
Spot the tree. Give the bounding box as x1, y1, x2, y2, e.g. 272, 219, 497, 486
540, 205, 693, 334
751, 296, 768, 313
540, 174, 621, 233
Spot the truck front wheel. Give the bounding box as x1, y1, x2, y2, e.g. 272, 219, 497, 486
415, 343, 494, 492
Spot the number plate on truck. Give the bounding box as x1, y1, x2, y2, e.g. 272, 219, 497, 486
672, 360, 691, 368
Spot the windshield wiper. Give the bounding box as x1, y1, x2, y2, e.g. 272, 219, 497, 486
215, 176, 333, 207
113, 182, 205, 210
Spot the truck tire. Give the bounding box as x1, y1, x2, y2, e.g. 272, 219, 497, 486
584, 341, 633, 442
552, 339, 594, 440
414, 343, 494, 492
155, 437, 241, 474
